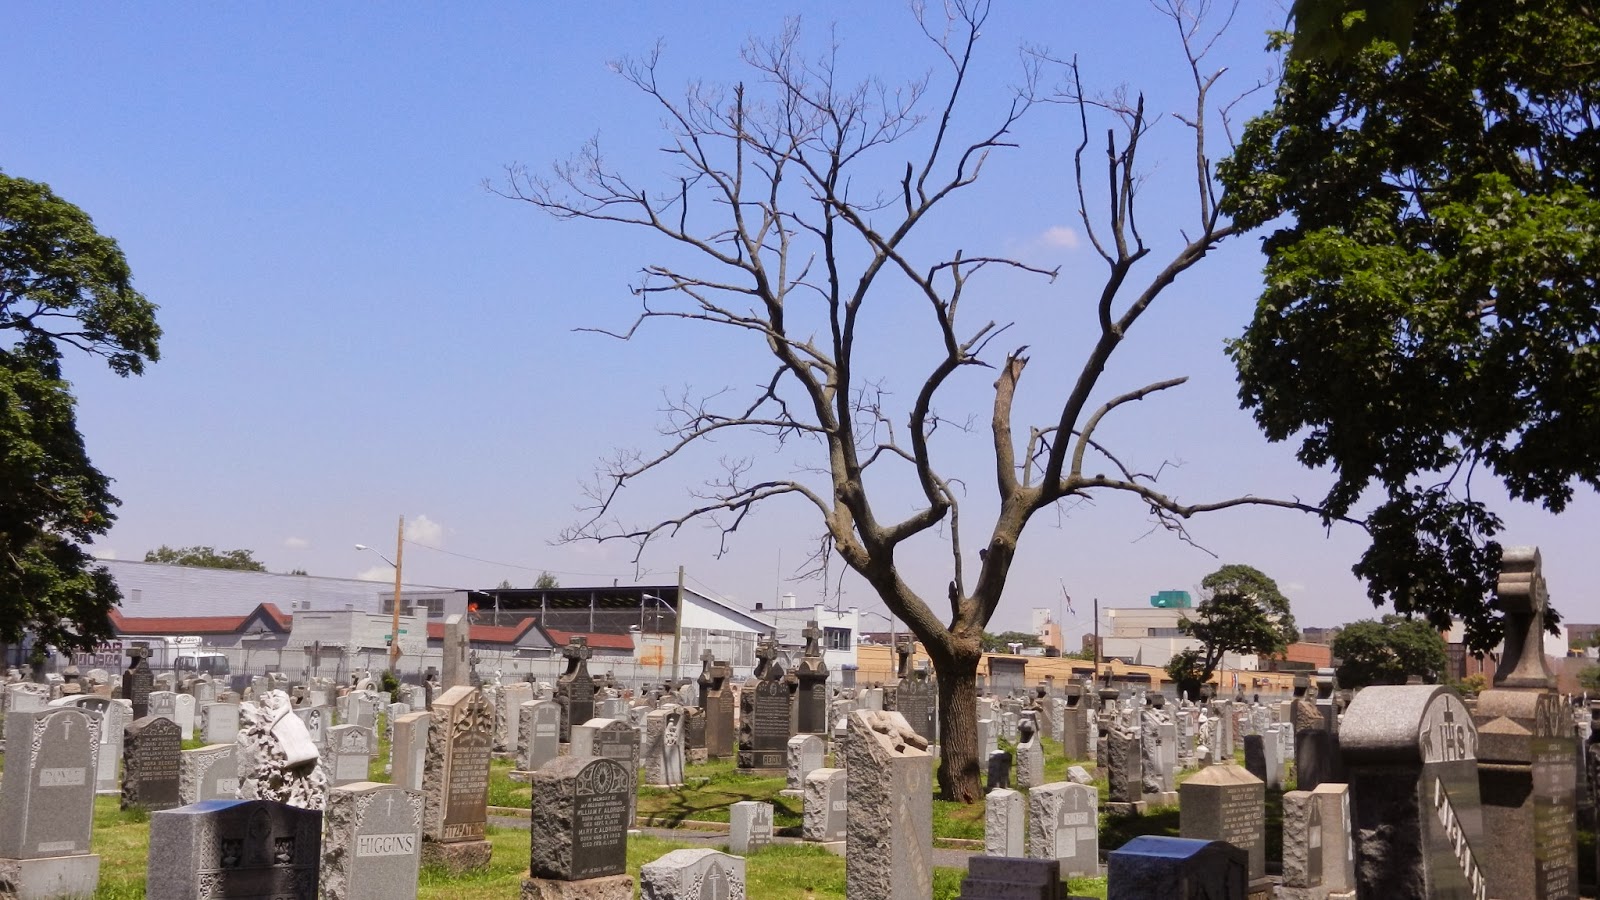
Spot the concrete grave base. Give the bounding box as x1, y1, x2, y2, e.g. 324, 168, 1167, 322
0, 854, 100, 900
519, 873, 633, 900
421, 839, 493, 874
1141, 791, 1180, 807
1103, 801, 1148, 816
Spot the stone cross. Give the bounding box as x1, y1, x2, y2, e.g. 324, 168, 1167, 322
802, 622, 824, 658
1493, 546, 1555, 689
894, 634, 914, 680
563, 635, 592, 666
753, 635, 779, 679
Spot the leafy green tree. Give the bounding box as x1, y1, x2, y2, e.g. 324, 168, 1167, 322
980, 631, 1041, 654
144, 546, 266, 572
1171, 564, 1299, 697
1219, 1, 1600, 650
1331, 615, 1450, 688
534, 571, 559, 590
1, 171, 160, 652
1579, 665, 1600, 695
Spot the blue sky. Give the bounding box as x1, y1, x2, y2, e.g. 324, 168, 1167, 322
7, 2, 1595, 644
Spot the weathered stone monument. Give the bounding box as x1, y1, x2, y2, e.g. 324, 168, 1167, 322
523, 756, 634, 900
802, 768, 847, 844
737, 636, 790, 774
237, 690, 326, 810
784, 733, 825, 795
554, 637, 595, 745
441, 614, 471, 691
391, 711, 430, 793
1471, 546, 1577, 900
322, 782, 423, 900
1015, 715, 1044, 789
984, 788, 1024, 857
0, 706, 102, 900
638, 848, 745, 900
727, 801, 773, 856
643, 706, 686, 788
844, 709, 932, 900
327, 725, 376, 787
420, 686, 493, 873
1341, 683, 1489, 899
120, 645, 153, 721
146, 799, 321, 900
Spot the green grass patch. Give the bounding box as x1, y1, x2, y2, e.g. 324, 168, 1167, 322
635, 757, 801, 827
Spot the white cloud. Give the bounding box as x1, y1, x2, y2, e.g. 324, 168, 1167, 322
284, 536, 309, 549
408, 514, 445, 548
1039, 225, 1080, 250
355, 565, 392, 582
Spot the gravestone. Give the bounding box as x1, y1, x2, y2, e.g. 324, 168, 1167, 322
174, 693, 196, 741
322, 782, 424, 900
727, 802, 773, 856
145, 799, 321, 900
524, 755, 634, 899
1061, 684, 1090, 760
201, 701, 241, 745
180, 743, 240, 804
391, 711, 430, 793
737, 637, 791, 773
638, 848, 744, 900
986, 749, 1012, 791
327, 725, 376, 787
792, 621, 831, 735
1026, 781, 1099, 878
844, 709, 932, 900
148, 691, 177, 725
803, 768, 847, 843
1341, 684, 1488, 899
295, 706, 328, 748
1178, 761, 1265, 882
0, 706, 102, 899
1105, 718, 1142, 808
958, 856, 1062, 900
1472, 546, 1577, 900
1277, 790, 1324, 900
120, 646, 153, 721
891, 661, 936, 744
123, 715, 183, 811
1107, 835, 1248, 900
554, 637, 595, 745
94, 699, 127, 795
420, 686, 493, 873
517, 700, 560, 775
440, 614, 470, 691
1309, 782, 1356, 896
1015, 716, 1044, 789
643, 706, 686, 788
785, 733, 825, 794
499, 682, 534, 755
984, 788, 1024, 857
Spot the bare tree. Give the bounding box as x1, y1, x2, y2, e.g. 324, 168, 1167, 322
496, 0, 1320, 801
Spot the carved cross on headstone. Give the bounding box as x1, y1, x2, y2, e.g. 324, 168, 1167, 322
1495, 545, 1556, 690
754, 635, 781, 680
894, 634, 914, 680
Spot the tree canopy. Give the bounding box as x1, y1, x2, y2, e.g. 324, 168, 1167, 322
981, 630, 1041, 654
1167, 564, 1298, 696
1218, 0, 1600, 650
144, 546, 267, 572
1331, 615, 1449, 688
1, 171, 159, 651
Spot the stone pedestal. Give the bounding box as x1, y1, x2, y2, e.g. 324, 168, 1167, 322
420, 839, 492, 874
0, 855, 100, 900
519, 873, 632, 900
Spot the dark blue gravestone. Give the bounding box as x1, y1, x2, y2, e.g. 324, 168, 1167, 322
1108, 835, 1248, 900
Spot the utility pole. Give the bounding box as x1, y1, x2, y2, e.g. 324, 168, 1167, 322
1092, 597, 1100, 668
389, 516, 405, 672
671, 565, 686, 682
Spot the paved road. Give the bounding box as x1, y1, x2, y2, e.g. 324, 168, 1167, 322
487, 814, 976, 868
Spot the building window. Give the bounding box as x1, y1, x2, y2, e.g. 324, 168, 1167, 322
824, 627, 851, 651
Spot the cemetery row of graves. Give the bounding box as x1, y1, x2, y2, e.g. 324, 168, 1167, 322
0, 547, 1597, 899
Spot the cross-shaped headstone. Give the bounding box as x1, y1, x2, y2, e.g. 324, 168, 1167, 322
802, 622, 824, 659
1495, 545, 1556, 689
126, 645, 150, 664
754, 635, 780, 679
895, 634, 914, 679
563, 636, 592, 663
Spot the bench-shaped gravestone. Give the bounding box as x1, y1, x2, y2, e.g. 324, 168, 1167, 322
1108, 835, 1248, 900
146, 799, 321, 900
